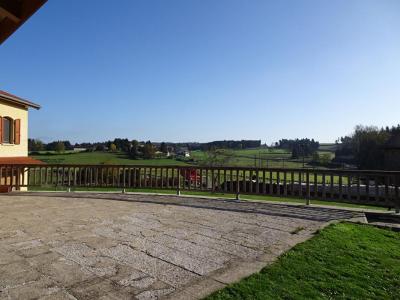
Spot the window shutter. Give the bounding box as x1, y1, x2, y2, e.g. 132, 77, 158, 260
0, 117, 2, 144
14, 119, 21, 145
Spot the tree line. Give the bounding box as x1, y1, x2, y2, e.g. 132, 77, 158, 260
275, 138, 320, 159
28, 138, 262, 160
201, 140, 261, 150
335, 125, 400, 169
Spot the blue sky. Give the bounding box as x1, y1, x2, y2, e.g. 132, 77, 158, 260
1, 0, 399, 144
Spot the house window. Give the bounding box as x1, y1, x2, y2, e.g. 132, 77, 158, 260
2, 117, 13, 144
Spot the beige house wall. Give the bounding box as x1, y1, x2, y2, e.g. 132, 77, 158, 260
0, 100, 29, 157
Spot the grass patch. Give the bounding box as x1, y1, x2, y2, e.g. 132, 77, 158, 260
205, 222, 400, 299
190, 148, 305, 168
30, 151, 189, 166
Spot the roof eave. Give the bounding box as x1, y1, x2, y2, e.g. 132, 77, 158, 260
0, 94, 41, 110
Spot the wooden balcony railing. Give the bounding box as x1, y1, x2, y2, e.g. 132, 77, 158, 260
1, 164, 399, 210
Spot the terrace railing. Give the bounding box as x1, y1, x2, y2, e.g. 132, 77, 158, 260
1, 164, 399, 211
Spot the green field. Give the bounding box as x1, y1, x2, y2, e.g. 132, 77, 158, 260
31, 148, 296, 167
30, 147, 335, 169
206, 222, 400, 299
190, 148, 309, 168
31, 151, 189, 165
318, 143, 340, 152
29, 149, 350, 188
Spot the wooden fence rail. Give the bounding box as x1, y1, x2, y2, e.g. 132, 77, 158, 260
1, 164, 399, 210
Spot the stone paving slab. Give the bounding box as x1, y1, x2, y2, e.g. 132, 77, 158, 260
0, 193, 363, 300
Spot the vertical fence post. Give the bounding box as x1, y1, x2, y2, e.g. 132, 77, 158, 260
236, 169, 240, 200
177, 168, 181, 196
122, 167, 126, 193
374, 175, 379, 202
306, 170, 310, 205
67, 167, 71, 192
211, 169, 215, 193
347, 175, 352, 200
283, 171, 287, 196
395, 175, 400, 214
290, 171, 294, 196
339, 174, 343, 200
276, 171, 280, 196
262, 170, 266, 194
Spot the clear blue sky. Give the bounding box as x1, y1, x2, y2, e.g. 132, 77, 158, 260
1, 0, 399, 144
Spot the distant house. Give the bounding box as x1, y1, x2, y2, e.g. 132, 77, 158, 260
166, 146, 175, 157
177, 147, 190, 158
0, 91, 43, 190
384, 133, 400, 171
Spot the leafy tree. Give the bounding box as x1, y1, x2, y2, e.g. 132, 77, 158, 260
55, 141, 65, 153
28, 139, 45, 151
351, 126, 390, 169
46, 140, 73, 151
142, 141, 155, 159
95, 144, 106, 151
321, 153, 332, 165
277, 138, 319, 158
312, 152, 320, 163
335, 125, 400, 169
109, 143, 117, 152
160, 142, 168, 153
291, 147, 300, 159
111, 138, 131, 152
202, 140, 261, 150
201, 148, 234, 167
130, 140, 140, 159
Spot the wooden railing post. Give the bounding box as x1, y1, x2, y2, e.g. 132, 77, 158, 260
276, 171, 280, 196
290, 171, 294, 196
283, 171, 287, 196
395, 175, 400, 214
236, 169, 240, 200
269, 170, 273, 195
67, 167, 71, 192
339, 174, 343, 200
211, 169, 215, 192
306, 170, 310, 205
177, 167, 181, 196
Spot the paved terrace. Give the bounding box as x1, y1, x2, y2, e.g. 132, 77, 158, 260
0, 192, 364, 300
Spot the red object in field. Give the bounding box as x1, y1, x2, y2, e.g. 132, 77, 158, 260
0, 186, 11, 193
180, 168, 199, 183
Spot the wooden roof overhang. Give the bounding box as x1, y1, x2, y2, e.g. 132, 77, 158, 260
0, 90, 41, 109
0, 0, 47, 45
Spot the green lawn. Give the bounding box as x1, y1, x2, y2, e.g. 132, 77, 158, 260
318, 143, 339, 152
190, 148, 307, 168
30, 149, 348, 185
206, 222, 400, 300
31, 151, 189, 166
31, 148, 328, 169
